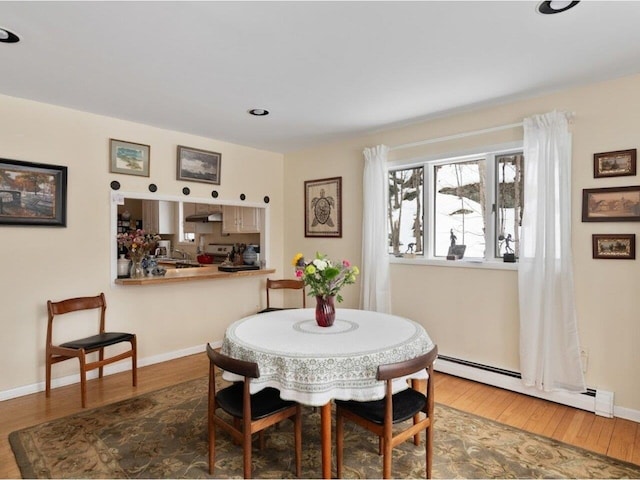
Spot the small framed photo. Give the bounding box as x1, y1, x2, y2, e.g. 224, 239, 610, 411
592, 234, 635, 259
582, 185, 640, 222
305, 176, 342, 238
110, 139, 150, 177
177, 145, 221, 184
0, 158, 67, 226
594, 149, 636, 178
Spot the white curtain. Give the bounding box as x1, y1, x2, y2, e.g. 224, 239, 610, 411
519, 111, 586, 393
361, 145, 391, 313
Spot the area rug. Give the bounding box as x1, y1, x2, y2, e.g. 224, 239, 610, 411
9, 376, 640, 479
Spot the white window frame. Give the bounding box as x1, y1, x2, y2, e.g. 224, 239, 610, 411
388, 141, 522, 270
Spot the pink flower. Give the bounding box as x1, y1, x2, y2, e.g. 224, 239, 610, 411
295, 269, 303, 278
342, 260, 351, 267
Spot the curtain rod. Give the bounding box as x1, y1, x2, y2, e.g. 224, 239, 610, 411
389, 122, 523, 152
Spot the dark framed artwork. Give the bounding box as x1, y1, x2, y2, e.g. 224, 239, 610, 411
305, 176, 342, 238
177, 145, 221, 184
592, 234, 635, 259
593, 149, 636, 178
0, 158, 67, 226
110, 139, 150, 177
582, 185, 640, 222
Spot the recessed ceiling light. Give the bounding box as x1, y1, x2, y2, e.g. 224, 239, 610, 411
537, 1, 580, 15
0, 28, 20, 43
248, 108, 270, 116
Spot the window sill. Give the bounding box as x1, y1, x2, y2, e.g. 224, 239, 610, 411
389, 256, 518, 271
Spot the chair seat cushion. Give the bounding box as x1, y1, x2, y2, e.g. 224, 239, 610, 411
336, 388, 427, 424
217, 383, 295, 420
60, 332, 135, 350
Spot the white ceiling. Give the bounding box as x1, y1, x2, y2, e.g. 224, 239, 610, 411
2, 1, 640, 153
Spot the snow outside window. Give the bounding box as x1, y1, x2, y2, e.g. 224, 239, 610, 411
388, 146, 524, 262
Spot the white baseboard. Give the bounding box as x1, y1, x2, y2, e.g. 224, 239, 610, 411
4, 345, 640, 424
0, 340, 222, 402
435, 357, 640, 423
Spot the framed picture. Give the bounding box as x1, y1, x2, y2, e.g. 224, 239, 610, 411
305, 176, 342, 238
0, 158, 67, 226
592, 234, 635, 259
110, 139, 150, 177
177, 145, 221, 184
582, 185, 640, 222
594, 149, 636, 178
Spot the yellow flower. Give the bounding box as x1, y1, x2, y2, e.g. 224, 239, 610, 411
292, 253, 304, 267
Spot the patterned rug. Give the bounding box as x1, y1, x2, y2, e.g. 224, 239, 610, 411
9, 376, 640, 479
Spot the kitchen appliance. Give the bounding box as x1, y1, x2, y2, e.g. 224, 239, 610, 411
204, 243, 234, 264
218, 264, 260, 272
185, 212, 223, 222
155, 240, 171, 258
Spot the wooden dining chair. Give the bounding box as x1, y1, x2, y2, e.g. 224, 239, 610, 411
257, 278, 306, 313
335, 346, 438, 479
206, 344, 302, 478
46, 292, 137, 408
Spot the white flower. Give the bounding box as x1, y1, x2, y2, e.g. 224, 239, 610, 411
313, 259, 328, 271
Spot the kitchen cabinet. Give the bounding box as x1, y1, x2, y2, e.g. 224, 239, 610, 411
195, 203, 222, 215
222, 206, 261, 234
142, 200, 176, 234
182, 202, 196, 235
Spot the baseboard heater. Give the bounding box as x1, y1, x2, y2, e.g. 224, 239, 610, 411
435, 355, 614, 417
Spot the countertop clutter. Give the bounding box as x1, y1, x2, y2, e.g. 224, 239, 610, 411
115, 265, 275, 286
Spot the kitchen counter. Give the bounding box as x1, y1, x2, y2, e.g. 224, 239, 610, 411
114, 265, 275, 286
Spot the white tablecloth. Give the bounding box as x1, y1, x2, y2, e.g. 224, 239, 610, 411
221, 308, 435, 406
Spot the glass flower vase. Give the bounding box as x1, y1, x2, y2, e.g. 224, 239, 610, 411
315, 295, 336, 327
129, 257, 145, 278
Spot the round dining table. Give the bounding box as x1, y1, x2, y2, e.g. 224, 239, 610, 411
221, 308, 435, 478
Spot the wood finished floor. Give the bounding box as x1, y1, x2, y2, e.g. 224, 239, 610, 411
1, 353, 639, 478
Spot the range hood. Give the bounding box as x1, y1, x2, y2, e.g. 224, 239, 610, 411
185, 212, 223, 222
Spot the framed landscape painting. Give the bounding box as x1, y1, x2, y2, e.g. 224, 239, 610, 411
0, 158, 67, 226
593, 149, 636, 178
592, 234, 635, 259
305, 176, 342, 238
582, 185, 640, 222
110, 139, 150, 177
177, 145, 221, 184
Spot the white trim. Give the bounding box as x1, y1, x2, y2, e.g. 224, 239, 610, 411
614, 405, 640, 423
389, 122, 523, 151
5, 343, 640, 424
390, 255, 518, 271
435, 357, 639, 422
0, 341, 222, 402
110, 190, 270, 284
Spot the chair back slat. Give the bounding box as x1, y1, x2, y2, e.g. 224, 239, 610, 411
47, 293, 105, 316
377, 347, 438, 381
264, 278, 306, 310
206, 344, 260, 379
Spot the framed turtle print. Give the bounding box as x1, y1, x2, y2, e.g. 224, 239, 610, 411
305, 176, 342, 237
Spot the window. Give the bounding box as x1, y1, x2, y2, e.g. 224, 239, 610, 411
388, 167, 424, 256
388, 145, 524, 262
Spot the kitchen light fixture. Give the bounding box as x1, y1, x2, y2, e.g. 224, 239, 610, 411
0, 27, 20, 43
537, 1, 579, 15
248, 108, 269, 116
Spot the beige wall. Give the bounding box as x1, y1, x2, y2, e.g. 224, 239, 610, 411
284, 73, 640, 414
2, 73, 640, 415
0, 94, 285, 395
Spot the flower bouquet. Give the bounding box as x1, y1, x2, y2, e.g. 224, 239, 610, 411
292, 252, 359, 327
117, 229, 161, 277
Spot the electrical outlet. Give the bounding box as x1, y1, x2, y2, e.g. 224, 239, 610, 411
580, 347, 589, 373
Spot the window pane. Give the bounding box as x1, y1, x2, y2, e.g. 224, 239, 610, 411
496, 153, 524, 257
434, 160, 486, 258
388, 167, 424, 255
